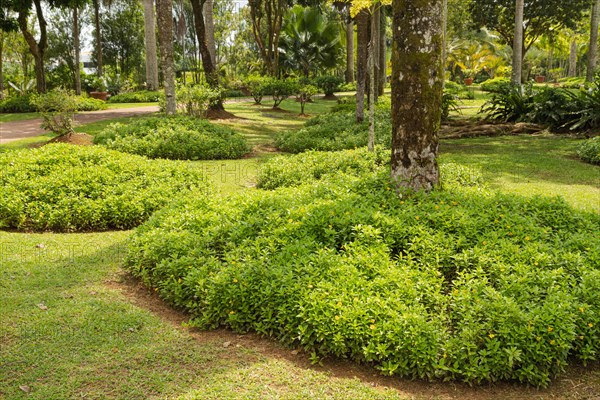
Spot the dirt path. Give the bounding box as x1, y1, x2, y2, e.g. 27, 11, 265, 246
0, 105, 159, 144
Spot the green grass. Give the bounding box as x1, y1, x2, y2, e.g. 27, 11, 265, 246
0, 112, 40, 123
0, 133, 56, 153
74, 115, 157, 136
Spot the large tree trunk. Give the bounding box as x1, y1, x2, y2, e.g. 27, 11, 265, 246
345, 17, 354, 83
511, 0, 524, 85
203, 0, 216, 65
378, 6, 386, 96
0, 30, 4, 100
569, 38, 578, 77
143, 0, 160, 91
372, 6, 380, 103
190, 0, 225, 111
18, 0, 47, 93
390, 0, 443, 192
156, 0, 176, 114
587, 0, 599, 82
356, 9, 369, 123
441, 0, 448, 89
73, 7, 81, 95
93, 0, 103, 77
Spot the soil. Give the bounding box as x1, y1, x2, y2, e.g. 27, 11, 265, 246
47, 132, 94, 146
322, 94, 339, 101
106, 272, 600, 400
206, 108, 238, 120
440, 120, 547, 139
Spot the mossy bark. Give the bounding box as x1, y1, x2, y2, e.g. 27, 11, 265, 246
157, 0, 176, 115
390, 0, 443, 192
356, 9, 369, 123
143, 0, 159, 91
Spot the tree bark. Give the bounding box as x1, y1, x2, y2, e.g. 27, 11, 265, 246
356, 9, 369, 123
93, 0, 103, 77
73, 7, 81, 95
511, 0, 524, 85
378, 6, 386, 96
345, 17, 354, 83
569, 38, 577, 77
587, 0, 599, 82
156, 0, 176, 114
391, 0, 443, 192
203, 0, 216, 65
372, 6, 380, 104
441, 0, 448, 89
143, 0, 160, 91
18, 0, 47, 93
0, 30, 4, 100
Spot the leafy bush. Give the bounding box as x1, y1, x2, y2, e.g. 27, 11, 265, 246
108, 90, 162, 103
481, 85, 536, 123
442, 92, 461, 121
0, 144, 209, 232
264, 78, 300, 108
94, 116, 250, 160
75, 96, 108, 111
0, 94, 36, 113
315, 76, 343, 96
275, 108, 392, 153
480, 78, 511, 93
339, 82, 357, 92
127, 149, 600, 387
296, 84, 319, 115
243, 75, 270, 104
172, 85, 224, 118
31, 89, 78, 135
577, 137, 600, 165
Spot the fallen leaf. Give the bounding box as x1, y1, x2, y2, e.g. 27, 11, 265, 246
19, 385, 30, 393
223, 341, 231, 348
37, 303, 48, 311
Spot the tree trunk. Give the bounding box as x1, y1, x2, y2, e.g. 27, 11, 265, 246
190, 0, 224, 110
156, 0, 176, 114
372, 6, 380, 104
18, 0, 47, 93
345, 17, 354, 83
93, 0, 103, 77
0, 30, 4, 100
203, 0, 216, 65
569, 38, 577, 77
143, 0, 160, 91
73, 7, 82, 95
587, 0, 599, 82
441, 0, 448, 89
356, 9, 369, 123
378, 6, 386, 96
390, 0, 443, 192
511, 0, 524, 85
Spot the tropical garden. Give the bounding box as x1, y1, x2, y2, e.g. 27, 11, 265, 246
0, 0, 599, 398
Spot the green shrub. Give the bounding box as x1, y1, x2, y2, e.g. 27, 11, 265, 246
31, 89, 78, 136
94, 116, 250, 160
577, 137, 600, 165
264, 78, 300, 108
172, 85, 224, 118
126, 150, 600, 386
339, 82, 357, 92
480, 78, 511, 93
296, 84, 319, 115
442, 92, 461, 121
315, 76, 343, 96
0, 144, 209, 232
0, 94, 36, 113
243, 75, 270, 104
275, 108, 392, 153
481, 84, 536, 122
108, 90, 162, 103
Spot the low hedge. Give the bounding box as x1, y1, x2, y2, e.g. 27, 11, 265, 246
577, 137, 600, 165
94, 116, 250, 160
127, 148, 600, 387
0, 144, 209, 232
0, 94, 107, 113
107, 90, 162, 103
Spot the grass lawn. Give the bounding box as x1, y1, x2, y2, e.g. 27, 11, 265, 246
1, 99, 599, 399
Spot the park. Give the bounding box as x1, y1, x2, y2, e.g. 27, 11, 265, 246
0, 0, 599, 398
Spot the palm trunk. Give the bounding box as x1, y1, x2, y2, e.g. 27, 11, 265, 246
569, 38, 577, 77
511, 0, 524, 85
587, 0, 599, 82
345, 17, 354, 83
391, 0, 443, 192
156, 0, 176, 114
356, 9, 369, 123
93, 0, 103, 77
377, 7, 386, 96
143, 0, 160, 91
73, 7, 82, 95
203, 0, 216, 65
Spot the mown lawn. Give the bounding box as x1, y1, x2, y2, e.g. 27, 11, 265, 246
1, 99, 599, 399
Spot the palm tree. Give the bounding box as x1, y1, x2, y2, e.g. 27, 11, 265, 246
142, 0, 159, 90
156, 0, 175, 114
512, 0, 524, 85
278, 6, 343, 77
587, 0, 599, 82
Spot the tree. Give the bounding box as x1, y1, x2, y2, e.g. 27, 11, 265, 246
203, 0, 216, 64
16, 0, 48, 93
345, 12, 354, 83
391, 0, 443, 192
156, 0, 176, 114
248, 0, 289, 76
142, 0, 159, 90
91, 0, 103, 76
588, 0, 600, 82
512, 0, 524, 84
355, 8, 368, 122
569, 37, 578, 77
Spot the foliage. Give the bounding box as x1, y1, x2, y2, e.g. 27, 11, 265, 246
31, 89, 78, 135
83, 74, 108, 92
275, 108, 392, 153
315, 75, 343, 96
0, 94, 36, 113
296, 84, 319, 115
0, 144, 209, 232
169, 85, 224, 118
480, 77, 512, 93
576, 137, 600, 165
442, 92, 461, 121
481, 85, 536, 123
94, 116, 250, 161
107, 91, 161, 103
264, 79, 300, 109
75, 96, 108, 111
243, 75, 270, 104
126, 148, 600, 387
278, 6, 343, 77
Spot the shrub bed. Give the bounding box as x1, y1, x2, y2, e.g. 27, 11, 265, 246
0, 94, 107, 113
107, 90, 162, 103
577, 137, 600, 165
94, 116, 250, 160
0, 144, 209, 232
126, 149, 600, 386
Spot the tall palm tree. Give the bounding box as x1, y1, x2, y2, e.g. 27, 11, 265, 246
512, 0, 524, 85
142, 0, 159, 90
587, 0, 599, 82
156, 0, 176, 114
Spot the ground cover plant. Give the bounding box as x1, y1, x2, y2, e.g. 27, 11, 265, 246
0, 144, 209, 232
577, 137, 600, 165
0, 93, 107, 113
94, 116, 250, 160
107, 91, 162, 103
126, 148, 600, 387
